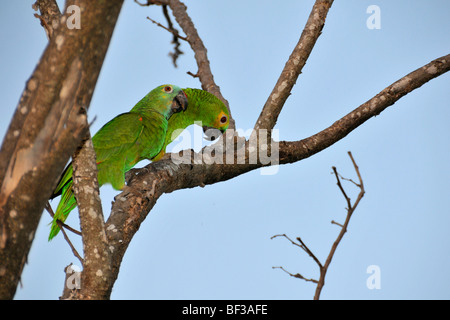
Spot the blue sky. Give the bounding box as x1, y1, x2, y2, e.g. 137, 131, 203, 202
1, 1, 450, 300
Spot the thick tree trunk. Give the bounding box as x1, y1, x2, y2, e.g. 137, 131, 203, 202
0, 0, 123, 299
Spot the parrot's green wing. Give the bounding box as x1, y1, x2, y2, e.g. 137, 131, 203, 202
48, 84, 188, 240
93, 111, 168, 189
49, 112, 167, 240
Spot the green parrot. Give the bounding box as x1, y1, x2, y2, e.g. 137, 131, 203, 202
49, 87, 230, 240
152, 88, 230, 161
48, 84, 188, 240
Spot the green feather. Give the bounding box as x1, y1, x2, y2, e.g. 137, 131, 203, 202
152, 88, 230, 161
48, 84, 186, 240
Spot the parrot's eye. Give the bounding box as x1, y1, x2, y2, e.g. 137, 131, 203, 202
163, 86, 173, 93
220, 115, 228, 124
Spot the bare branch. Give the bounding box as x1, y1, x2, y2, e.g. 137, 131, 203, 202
72, 132, 113, 300
272, 266, 318, 284
146, 4, 187, 68
146, 16, 188, 42
45, 202, 82, 237
277, 54, 450, 164
186, 71, 199, 78
332, 166, 352, 209
45, 202, 83, 264
296, 236, 323, 269
166, 0, 234, 129
32, 0, 61, 39
270, 234, 323, 268
314, 152, 365, 300
254, 0, 334, 131
163, 4, 185, 67
135, 0, 169, 6
272, 152, 365, 300
330, 220, 344, 228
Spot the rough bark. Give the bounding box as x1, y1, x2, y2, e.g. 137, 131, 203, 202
254, 0, 334, 131
72, 133, 113, 300
0, 0, 124, 299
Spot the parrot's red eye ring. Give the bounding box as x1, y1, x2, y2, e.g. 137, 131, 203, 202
220, 116, 228, 124
164, 86, 173, 93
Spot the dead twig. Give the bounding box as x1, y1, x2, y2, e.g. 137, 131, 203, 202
45, 202, 82, 237
45, 202, 83, 265
272, 266, 318, 284
314, 151, 365, 300
186, 71, 199, 78
163, 0, 233, 128
32, 0, 61, 40
254, 0, 334, 131
146, 16, 188, 41
272, 151, 365, 300
271, 233, 322, 269
146, 4, 186, 68
134, 0, 168, 6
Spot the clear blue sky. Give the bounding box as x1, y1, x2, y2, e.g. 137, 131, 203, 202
1, 1, 449, 300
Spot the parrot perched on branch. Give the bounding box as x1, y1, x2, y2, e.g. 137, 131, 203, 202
48, 84, 188, 240
49, 86, 230, 240
152, 88, 230, 161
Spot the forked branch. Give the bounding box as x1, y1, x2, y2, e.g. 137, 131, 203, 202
272, 152, 365, 300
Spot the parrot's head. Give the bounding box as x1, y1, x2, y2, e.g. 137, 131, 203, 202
202, 108, 229, 141
139, 84, 188, 119
182, 88, 230, 141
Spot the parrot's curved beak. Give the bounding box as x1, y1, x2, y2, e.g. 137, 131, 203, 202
203, 126, 225, 141
171, 90, 188, 114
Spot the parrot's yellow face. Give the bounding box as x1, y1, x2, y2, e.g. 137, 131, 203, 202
213, 110, 229, 133
202, 109, 230, 141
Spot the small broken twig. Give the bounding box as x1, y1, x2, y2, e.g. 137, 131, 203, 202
272, 266, 318, 284
146, 16, 188, 42
146, 5, 186, 68
45, 202, 83, 265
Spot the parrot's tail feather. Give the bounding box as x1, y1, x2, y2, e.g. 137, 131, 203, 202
48, 179, 77, 241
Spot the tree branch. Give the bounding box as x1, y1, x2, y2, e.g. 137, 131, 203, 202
137, 0, 234, 128
0, 0, 124, 299
254, 0, 334, 131
32, 0, 62, 39
272, 152, 365, 300
165, 0, 235, 129
313, 151, 365, 300
272, 266, 318, 284
45, 202, 83, 265
72, 132, 113, 300
277, 53, 450, 164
